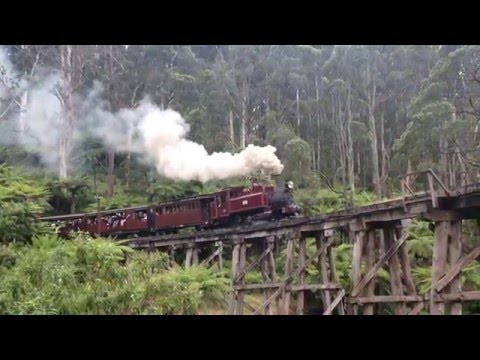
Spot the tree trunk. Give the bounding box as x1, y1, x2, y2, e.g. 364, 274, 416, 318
356, 143, 361, 187
59, 45, 76, 180
106, 45, 116, 197
380, 111, 388, 187
70, 191, 77, 214
59, 138, 68, 180
367, 79, 381, 197
18, 90, 28, 133
406, 159, 412, 189
296, 87, 301, 135
106, 151, 115, 198
317, 127, 321, 175
228, 109, 235, 147
315, 75, 321, 176
346, 83, 355, 198
240, 84, 247, 148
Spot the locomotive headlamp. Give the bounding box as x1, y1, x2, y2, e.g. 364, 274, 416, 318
287, 181, 294, 189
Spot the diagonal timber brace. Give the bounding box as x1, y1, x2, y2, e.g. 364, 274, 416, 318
200, 248, 222, 267
351, 230, 409, 297
435, 246, 480, 293
253, 237, 334, 315
234, 243, 274, 284
323, 289, 345, 315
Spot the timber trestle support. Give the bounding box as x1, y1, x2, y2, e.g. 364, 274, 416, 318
127, 180, 480, 315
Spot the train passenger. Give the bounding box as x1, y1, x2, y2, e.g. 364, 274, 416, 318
147, 208, 155, 229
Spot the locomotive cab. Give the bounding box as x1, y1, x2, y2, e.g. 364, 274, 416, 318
269, 181, 302, 218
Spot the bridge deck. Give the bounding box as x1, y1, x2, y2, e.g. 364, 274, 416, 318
126, 182, 480, 249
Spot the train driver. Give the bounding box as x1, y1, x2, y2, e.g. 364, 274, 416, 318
285, 181, 294, 193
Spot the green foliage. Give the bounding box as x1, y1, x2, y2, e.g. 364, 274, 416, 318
245, 271, 262, 284
283, 138, 312, 187
0, 234, 230, 315
407, 220, 433, 262
332, 243, 354, 288
85, 189, 147, 212
0, 164, 53, 243
294, 188, 377, 215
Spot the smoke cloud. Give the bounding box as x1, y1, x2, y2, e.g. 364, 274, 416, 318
136, 106, 283, 181
0, 47, 284, 182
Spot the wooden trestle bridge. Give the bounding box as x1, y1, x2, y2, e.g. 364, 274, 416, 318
125, 170, 480, 315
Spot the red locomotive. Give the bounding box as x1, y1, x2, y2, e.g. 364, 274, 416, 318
39, 181, 302, 238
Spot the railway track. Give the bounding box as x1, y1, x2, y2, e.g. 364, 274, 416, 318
125, 184, 480, 249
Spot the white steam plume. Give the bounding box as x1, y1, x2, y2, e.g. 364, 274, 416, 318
136, 105, 284, 182
0, 47, 284, 182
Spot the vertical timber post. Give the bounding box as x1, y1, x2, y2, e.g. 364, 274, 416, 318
261, 237, 274, 315
192, 246, 199, 266
327, 232, 345, 315
296, 236, 307, 315
282, 234, 295, 315
351, 229, 365, 315
396, 222, 417, 299
228, 238, 241, 315
363, 229, 376, 315
269, 237, 281, 314
215, 241, 224, 271
236, 238, 247, 315
449, 220, 462, 315
168, 246, 176, 268
384, 226, 406, 315
315, 231, 331, 310
430, 221, 449, 315
429, 217, 463, 315
185, 244, 193, 269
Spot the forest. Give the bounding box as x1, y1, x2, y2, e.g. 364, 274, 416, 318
1, 45, 480, 314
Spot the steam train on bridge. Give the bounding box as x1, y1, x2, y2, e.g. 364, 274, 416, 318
39, 181, 302, 238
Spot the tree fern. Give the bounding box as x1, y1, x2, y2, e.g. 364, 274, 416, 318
407, 220, 434, 262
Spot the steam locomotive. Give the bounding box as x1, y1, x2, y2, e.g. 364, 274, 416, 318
39, 181, 303, 238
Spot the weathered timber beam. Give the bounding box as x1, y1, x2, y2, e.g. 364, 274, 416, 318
407, 301, 425, 315
234, 244, 273, 283
253, 237, 334, 315
127, 218, 307, 244
433, 291, 480, 302
300, 205, 427, 234
451, 194, 480, 209
349, 295, 423, 304
244, 301, 257, 313
323, 289, 345, 315
200, 248, 222, 267
427, 171, 438, 208
420, 210, 461, 222
435, 246, 480, 293
128, 229, 293, 248
300, 220, 351, 233
351, 230, 409, 297
349, 218, 367, 232
233, 283, 342, 291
